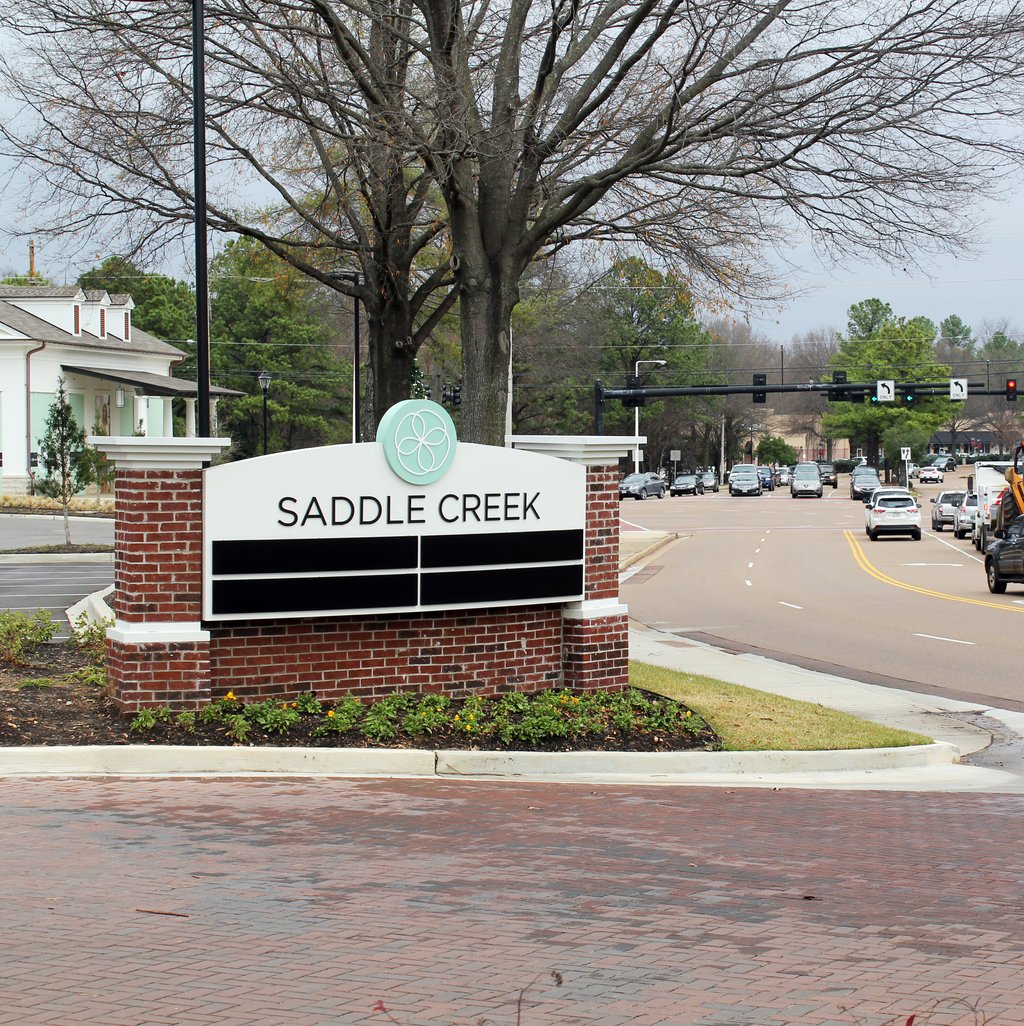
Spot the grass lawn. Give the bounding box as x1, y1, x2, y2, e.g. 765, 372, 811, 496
631, 660, 933, 752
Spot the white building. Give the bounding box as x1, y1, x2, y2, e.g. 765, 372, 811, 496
0, 284, 233, 495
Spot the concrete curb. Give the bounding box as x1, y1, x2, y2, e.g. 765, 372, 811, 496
619, 532, 677, 570
66, 585, 114, 627
0, 553, 113, 564
0, 741, 959, 779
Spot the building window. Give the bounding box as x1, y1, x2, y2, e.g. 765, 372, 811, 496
73, 305, 81, 335
99, 308, 106, 337
124, 311, 130, 340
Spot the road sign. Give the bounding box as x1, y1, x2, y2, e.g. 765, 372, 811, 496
877, 380, 895, 402
950, 378, 968, 400
670, 449, 681, 461
901, 447, 911, 460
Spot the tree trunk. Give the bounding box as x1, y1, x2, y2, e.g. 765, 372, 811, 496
458, 275, 516, 446
367, 314, 418, 437
62, 502, 71, 546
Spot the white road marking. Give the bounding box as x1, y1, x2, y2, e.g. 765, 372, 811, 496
913, 633, 975, 646
755, 548, 760, 553
924, 531, 985, 564
747, 562, 754, 568
778, 601, 803, 610
1014, 600, 1024, 607
901, 563, 964, 567
744, 579, 752, 587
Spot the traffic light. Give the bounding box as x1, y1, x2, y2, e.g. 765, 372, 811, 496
452, 385, 462, 406
752, 373, 767, 404
1007, 378, 1018, 402
902, 386, 916, 404
622, 373, 644, 408
828, 370, 847, 402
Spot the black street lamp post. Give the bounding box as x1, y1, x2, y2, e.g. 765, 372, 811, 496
258, 370, 271, 455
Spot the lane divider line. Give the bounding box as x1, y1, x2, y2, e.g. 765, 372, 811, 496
913, 633, 975, 645
844, 531, 1024, 614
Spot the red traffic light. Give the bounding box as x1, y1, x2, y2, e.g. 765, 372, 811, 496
1008, 378, 1018, 402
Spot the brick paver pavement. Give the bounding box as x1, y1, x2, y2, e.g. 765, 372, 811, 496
1, 778, 1021, 1026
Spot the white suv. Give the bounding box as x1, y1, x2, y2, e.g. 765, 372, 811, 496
865, 492, 922, 541
954, 493, 979, 539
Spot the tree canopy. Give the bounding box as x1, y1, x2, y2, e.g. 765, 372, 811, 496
6, 0, 1024, 442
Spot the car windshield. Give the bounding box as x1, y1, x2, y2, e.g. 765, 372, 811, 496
877, 496, 915, 509
852, 467, 877, 477
940, 492, 964, 504
732, 466, 756, 475
794, 467, 819, 478
622, 474, 645, 485
675, 475, 695, 483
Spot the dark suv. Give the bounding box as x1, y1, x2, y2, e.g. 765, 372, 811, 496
986, 514, 1024, 592
816, 461, 838, 487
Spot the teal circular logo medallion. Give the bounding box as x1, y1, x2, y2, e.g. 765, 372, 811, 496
376, 400, 457, 485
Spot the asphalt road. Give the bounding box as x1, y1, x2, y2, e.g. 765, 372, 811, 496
0, 513, 114, 549
621, 467, 1024, 710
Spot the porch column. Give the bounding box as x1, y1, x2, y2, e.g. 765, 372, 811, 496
184, 399, 197, 437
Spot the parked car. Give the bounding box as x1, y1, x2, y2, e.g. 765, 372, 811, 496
865, 492, 922, 541
699, 470, 719, 493
775, 467, 791, 486
815, 462, 838, 487
619, 472, 666, 500
670, 473, 704, 496
986, 514, 1024, 592
728, 464, 762, 496
954, 493, 979, 539
918, 465, 945, 484
851, 467, 882, 501
907, 462, 921, 479
757, 466, 776, 491
931, 455, 957, 473
791, 462, 823, 498
930, 490, 965, 531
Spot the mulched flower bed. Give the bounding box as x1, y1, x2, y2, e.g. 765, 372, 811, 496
0, 643, 723, 752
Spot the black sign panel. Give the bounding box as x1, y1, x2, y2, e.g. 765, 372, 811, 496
208, 528, 584, 618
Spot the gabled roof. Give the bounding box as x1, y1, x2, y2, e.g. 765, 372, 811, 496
0, 297, 185, 359
0, 285, 85, 300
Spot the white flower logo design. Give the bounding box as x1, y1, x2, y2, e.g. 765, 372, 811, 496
393, 409, 453, 479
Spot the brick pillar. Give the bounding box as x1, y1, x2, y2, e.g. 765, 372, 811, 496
508, 437, 636, 692
90, 436, 230, 712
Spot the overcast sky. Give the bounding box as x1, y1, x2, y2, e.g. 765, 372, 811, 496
2, 93, 1023, 346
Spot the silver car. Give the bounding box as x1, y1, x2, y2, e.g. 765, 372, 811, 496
790, 463, 823, 498
954, 493, 979, 539
930, 490, 964, 532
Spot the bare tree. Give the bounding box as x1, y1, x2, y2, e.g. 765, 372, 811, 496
0, 0, 456, 425
6, 0, 1024, 445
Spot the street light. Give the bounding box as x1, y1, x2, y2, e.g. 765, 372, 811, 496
258, 370, 271, 455
633, 359, 667, 473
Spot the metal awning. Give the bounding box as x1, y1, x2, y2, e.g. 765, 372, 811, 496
62, 365, 242, 398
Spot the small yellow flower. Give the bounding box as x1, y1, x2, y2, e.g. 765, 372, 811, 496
685, 710, 692, 718
281, 702, 288, 709
572, 697, 579, 704
291, 702, 297, 708
454, 714, 460, 721
225, 691, 236, 701
327, 710, 335, 719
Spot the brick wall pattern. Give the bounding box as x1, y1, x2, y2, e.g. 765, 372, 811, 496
105, 457, 629, 712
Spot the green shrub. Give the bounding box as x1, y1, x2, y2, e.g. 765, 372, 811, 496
129, 706, 171, 732
71, 612, 114, 666
0, 609, 59, 665
243, 699, 301, 735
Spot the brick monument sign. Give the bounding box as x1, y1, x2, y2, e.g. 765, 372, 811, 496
93, 401, 634, 712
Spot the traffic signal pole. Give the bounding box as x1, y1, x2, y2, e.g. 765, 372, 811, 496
594, 379, 1013, 433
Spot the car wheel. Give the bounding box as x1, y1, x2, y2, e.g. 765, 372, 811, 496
912, 529, 922, 540
934, 522, 942, 532
816, 490, 822, 498
638, 489, 647, 500
865, 526, 871, 537
869, 529, 878, 541
987, 560, 1007, 594
659, 487, 666, 498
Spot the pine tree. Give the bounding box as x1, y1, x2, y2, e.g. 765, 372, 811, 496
35, 379, 92, 545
